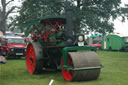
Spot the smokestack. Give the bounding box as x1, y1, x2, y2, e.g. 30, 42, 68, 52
65, 1, 73, 45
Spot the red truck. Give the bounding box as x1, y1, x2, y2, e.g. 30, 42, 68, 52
0, 35, 26, 58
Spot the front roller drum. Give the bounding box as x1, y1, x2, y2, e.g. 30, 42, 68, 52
61, 51, 101, 81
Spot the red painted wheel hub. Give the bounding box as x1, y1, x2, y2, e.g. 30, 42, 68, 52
61, 56, 74, 81
26, 44, 36, 74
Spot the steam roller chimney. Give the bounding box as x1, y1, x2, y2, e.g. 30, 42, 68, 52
65, 1, 73, 45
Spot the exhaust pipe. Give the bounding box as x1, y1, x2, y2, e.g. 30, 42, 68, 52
65, 2, 73, 45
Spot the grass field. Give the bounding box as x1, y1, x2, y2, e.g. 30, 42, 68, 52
0, 51, 128, 85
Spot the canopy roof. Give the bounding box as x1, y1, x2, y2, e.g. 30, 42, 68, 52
90, 34, 102, 38
21, 16, 66, 28
40, 16, 66, 25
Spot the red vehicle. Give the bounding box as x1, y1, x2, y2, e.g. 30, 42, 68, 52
89, 41, 102, 50
0, 36, 26, 58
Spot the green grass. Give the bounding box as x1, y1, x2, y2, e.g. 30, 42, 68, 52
0, 51, 128, 85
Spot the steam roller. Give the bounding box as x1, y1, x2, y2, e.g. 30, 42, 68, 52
25, 5, 102, 82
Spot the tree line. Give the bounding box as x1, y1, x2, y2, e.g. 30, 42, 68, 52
1, 0, 128, 35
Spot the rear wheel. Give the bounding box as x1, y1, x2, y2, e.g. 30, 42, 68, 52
61, 51, 101, 81
26, 42, 43, 74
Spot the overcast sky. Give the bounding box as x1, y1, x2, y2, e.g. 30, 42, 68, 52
4, 0, 128, 35
114, 0, 128, 36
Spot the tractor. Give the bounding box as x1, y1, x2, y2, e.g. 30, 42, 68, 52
26, 7, 102, 81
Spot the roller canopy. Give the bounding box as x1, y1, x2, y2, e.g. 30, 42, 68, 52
20, 16, 66, 28
40, 16, 66, 25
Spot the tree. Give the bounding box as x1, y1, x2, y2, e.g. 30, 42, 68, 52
13, 0, 128, 35
12, 0, 63, 35
120, 4, 128, 21
0, 0, 17, 34
71, 0, 123, 34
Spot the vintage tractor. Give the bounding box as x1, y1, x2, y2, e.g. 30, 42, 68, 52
26, 8, 102, 81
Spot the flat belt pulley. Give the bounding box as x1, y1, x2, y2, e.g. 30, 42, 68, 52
61, 51, 101, 81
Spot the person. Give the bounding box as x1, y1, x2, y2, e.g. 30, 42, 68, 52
0, 56, 7, 64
